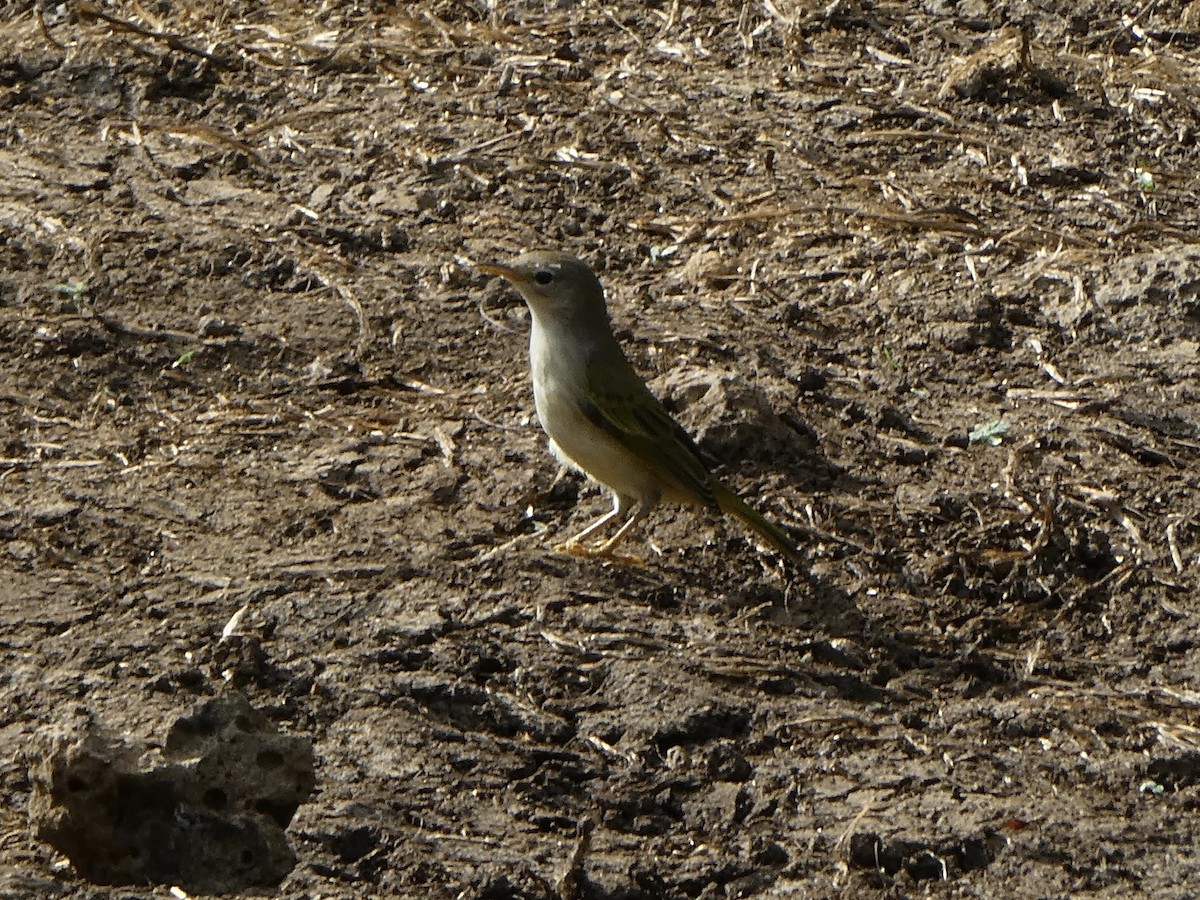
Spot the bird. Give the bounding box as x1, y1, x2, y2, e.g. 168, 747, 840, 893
478, 250, 800, 563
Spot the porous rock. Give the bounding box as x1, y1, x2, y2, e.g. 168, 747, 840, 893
30, 692, 315, 893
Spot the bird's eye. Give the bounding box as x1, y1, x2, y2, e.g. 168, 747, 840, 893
533, 269, 554, 285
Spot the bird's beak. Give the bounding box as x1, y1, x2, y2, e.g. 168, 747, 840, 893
477, 263, 522, 283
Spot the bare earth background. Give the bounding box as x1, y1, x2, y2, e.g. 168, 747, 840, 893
4, 0, 1200, 897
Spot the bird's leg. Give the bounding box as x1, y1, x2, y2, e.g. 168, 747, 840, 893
555, 494, 628, 554
597, 489, 661, 557
596, 502, 650, 555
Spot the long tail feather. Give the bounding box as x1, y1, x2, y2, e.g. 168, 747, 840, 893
712, 482, 801, 563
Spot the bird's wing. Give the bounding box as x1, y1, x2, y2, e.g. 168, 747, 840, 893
580, 369, 719, 509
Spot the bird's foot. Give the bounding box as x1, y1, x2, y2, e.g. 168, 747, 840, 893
553, 540, 593, 558
552, 541, 645, 566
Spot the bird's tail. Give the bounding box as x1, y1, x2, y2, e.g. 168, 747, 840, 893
712, 481, 802, 563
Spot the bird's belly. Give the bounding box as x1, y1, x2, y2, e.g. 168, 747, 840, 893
534, 384, 660, 503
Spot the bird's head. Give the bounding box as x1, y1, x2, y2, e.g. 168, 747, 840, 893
478, 251, 608, 326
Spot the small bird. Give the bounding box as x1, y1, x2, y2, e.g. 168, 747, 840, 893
479, 251, 799, 562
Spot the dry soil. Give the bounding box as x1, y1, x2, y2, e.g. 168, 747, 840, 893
3, 1, 1200, 897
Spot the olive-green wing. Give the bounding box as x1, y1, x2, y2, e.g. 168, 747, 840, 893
580, 363, 801, 560
579, 373, 718, 509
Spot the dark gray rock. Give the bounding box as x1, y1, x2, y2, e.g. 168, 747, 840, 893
30, 692, 315, 893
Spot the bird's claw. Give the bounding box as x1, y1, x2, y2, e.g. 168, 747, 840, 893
552, 541, 645, 566
553, 540, 593, 558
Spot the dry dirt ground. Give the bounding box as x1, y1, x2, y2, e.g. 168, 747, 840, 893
3, 0, 1200, 897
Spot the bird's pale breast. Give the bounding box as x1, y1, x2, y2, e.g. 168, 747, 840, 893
529, 322, 663, 505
